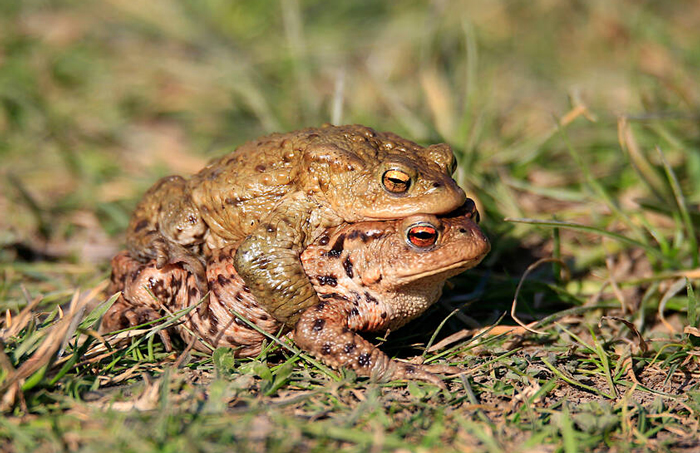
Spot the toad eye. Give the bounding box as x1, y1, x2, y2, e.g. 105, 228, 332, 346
382, 169, 411, 194
406, 224, 438, 248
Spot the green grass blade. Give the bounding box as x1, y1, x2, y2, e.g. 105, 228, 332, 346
560, 404, 578, 453
688, 278, 698, 328
506, 217, 667, 261
656, 146, 699, 267
78, 292, 120, 331
591, 329, 618, 399
542, 356, 615, 399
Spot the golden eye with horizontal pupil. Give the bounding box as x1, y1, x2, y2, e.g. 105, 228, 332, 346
406, 224, 438, 248
382, 169, 411, 193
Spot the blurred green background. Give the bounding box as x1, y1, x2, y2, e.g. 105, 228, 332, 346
1, 0, 699, 291
2, 2, 700, 451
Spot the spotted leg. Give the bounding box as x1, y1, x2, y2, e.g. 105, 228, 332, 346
104, 249, 286, 356
293, 298, 462, 389
102, 251, 185, 350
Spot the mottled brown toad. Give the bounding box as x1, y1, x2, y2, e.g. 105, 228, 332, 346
126, 124, 466, 326
106, 201, 489, 387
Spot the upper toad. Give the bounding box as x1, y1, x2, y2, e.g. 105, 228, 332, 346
125, 124, 466, 326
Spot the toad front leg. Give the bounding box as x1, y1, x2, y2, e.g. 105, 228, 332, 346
293, 299, 462, 388
233, 194, 341, 326
126, 175, 208, 290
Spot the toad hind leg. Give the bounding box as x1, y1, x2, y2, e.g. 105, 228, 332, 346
102, 251, 188, 351
293, 299, 462, 389
102, 295, 174, 351
126, 175, 208, 291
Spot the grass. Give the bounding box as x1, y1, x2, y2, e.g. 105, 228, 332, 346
2, 0, 700, 451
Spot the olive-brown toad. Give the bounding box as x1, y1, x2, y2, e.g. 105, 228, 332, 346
125, 124, 466, 326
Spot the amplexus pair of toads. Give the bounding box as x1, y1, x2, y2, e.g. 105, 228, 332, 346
105, 123, 490, 387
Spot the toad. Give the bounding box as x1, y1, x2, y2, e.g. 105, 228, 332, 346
105, 201, 490, 387
125, 124, 466, 326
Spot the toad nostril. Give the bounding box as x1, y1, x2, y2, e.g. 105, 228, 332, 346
433, 182, 442, 188
459, 228, 467, 233
473, 210, 481, 224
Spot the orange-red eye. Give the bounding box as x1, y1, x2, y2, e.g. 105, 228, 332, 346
382, 169, 411, 193
407, 225, 438, 248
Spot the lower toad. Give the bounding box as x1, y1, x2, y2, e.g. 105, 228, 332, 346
103, 202, 489, 386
